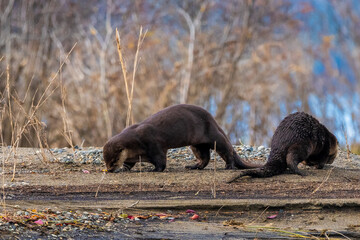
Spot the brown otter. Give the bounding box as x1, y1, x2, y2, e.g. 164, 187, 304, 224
103, 104, 260, 172
228, 112, 338, 183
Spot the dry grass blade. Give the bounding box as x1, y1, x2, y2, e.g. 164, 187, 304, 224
327, 230, 352, 240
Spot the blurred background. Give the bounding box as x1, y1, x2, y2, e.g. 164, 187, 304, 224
0, 0, 359, 152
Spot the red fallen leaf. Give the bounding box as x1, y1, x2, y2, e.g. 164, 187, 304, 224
133, 215, 150, 220
155, 213, 167, 217
128, 215, 135, 220
267, 214, 277, 219
186, 209, 196, 214
34, 219, 44, 225
190, 214, 199, 220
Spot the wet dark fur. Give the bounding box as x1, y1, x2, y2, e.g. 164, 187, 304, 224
103, 104, 260, 172
228, 112, 338, 183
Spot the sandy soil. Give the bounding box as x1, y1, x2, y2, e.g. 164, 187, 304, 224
1, 146, 360, 239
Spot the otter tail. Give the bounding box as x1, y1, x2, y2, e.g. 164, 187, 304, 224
233, 150, 263, 169
227, 166, 283, 183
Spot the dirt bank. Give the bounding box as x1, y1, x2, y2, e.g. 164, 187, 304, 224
0, 146, 359, 239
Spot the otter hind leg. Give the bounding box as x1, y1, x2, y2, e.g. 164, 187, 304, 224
186, 144, 210, 170
286, 144, 311, 176
212, 140, 236, 169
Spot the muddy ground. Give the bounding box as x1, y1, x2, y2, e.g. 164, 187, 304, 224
0, 146, 360, 239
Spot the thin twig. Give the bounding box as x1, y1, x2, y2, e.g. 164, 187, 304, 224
215, 204, 224, 217
128, 200, 140, 208
250, 206, 269, 224
311, 166, 334, 195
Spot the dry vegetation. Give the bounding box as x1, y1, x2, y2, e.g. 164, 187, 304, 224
0, 0, 360, 149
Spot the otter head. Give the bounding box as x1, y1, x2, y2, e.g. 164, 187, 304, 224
103, 129, 146, 172
304, 132, 338, 169
103, 140, 124, 173
326, 132, 338, 165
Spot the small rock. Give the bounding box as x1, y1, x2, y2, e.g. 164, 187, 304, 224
16, 211, 23, 216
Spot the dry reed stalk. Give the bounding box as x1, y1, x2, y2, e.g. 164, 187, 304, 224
95, 171, 106, 198
5, 43, 77, 181
59, 60, 74, 150
139, 155, 142, 191
10, 96, 51, 163
115, 28, 130, 126
212, 141, 217, 198
116, 27, 147, 127
127, 26, 147, 126
5, 65, 18, 182
1, 104, 7, 216
33, 120, 48, 163
5, 65, 14, 146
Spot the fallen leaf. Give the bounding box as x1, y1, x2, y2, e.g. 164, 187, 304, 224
190, 214, 199, 220
156, 213, 167, 217
186, 209, 196, 214
34, 219, 44, 225
267, 214, 277, 219
82, 170, 90, 174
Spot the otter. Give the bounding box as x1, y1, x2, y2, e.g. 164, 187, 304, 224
228, 112, 338, 183
103, 104, 260, 172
